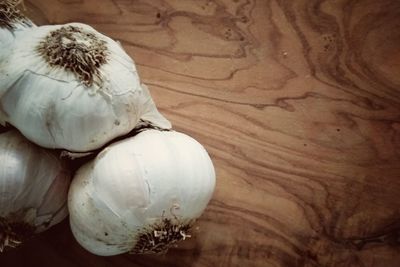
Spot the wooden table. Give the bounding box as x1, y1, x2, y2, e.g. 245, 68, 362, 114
1, 0, 400, 266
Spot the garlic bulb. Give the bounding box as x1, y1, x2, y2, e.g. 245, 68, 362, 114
0, 22, 170, 152
0, 130, 71, 251
68, 129, 215, 256
0, 0, 35, 62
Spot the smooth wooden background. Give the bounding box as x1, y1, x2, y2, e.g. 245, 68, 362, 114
1, 0, 400, 266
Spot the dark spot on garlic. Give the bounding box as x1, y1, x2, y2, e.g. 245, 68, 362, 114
36, 25, 109, 87
0, 216, 35, 252
130, 218, 193, 254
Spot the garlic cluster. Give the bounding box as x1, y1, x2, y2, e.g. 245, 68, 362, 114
0, 22, 170, 152
68, 130, 216, 256
0, 130, 71, 251
0, 3, 216, 256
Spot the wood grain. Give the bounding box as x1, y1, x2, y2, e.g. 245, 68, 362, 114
1, 0, 400, 266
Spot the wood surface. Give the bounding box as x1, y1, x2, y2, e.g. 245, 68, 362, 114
1, 0, 400, 266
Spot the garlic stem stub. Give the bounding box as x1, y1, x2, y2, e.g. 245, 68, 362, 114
0, 130, 71, 252
68, 129, 216, 256
0, 0, 35, 62
0, 22, 170, 152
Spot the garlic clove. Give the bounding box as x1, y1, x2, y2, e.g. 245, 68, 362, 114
0, 130, 71, 251
0, 23, 170, 152
0, 29, 13, 63
137, 84, 172, 130
36, 169, 70, 228
68, 130, 216, 256
0, 71, 140, 151
69, 162, 135, 256
104, 37, 171, 130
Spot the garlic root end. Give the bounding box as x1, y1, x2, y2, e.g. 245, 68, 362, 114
0, 217, 35, 252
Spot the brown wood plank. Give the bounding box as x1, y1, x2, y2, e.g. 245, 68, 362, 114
1, 0, 400, 266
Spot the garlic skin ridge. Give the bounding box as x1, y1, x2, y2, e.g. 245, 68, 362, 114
0, 23, 170, 152
0, 130, 71, 251
68, 129, 216, 256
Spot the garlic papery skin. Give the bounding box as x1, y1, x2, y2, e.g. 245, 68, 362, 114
0, 23, 170, 152
0, 130, 71, 251
68, 129, 216, 256
0, 0, 35, 62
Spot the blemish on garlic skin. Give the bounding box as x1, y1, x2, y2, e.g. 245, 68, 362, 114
36, 25, 109, 87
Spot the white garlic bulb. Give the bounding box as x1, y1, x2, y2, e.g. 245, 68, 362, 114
0, 0, 35, 62
0, 22, 170, 152
0, 130, 71, 252
68, 129, 215, 256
